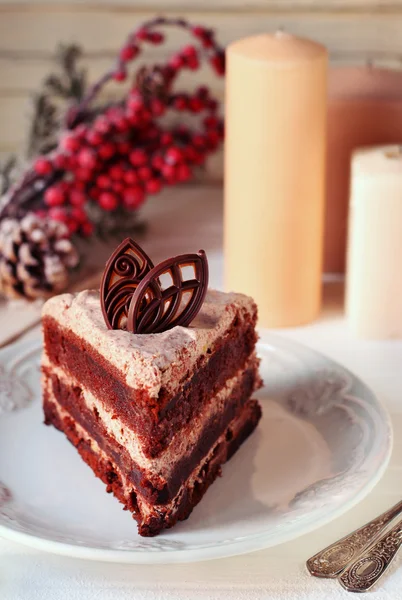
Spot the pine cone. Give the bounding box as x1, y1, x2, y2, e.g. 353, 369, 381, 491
0, 214, 79, 300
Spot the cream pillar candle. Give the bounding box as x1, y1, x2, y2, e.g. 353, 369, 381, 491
224, 32, 327, 328
346, 145, 402, 339
326, 66, 402, 274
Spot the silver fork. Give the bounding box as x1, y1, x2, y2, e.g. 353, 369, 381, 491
339, 519, 402, 592
306, 499, 402, 579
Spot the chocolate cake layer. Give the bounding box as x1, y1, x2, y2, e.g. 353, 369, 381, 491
43, 361, 260, 504
43, 313, 257, 457
44, 391, 262, 537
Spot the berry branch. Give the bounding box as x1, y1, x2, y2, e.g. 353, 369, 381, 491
1, 17, 225, 240
0, 17, 225, 300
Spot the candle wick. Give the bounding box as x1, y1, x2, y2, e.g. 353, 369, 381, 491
366, 58, 374, 70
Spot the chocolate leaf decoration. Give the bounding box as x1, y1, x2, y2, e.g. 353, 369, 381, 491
101, 237, 154, 330
127, 250, 208, 334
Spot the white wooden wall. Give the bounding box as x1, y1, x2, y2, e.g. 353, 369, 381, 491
1, 1, 402, 162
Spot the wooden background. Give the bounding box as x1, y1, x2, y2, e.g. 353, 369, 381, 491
1, 1, 402, 167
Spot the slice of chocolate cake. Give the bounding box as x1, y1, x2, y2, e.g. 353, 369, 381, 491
42, 242, 262, 536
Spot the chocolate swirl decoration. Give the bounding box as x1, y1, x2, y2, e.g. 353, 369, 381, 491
127, 250, 208, 334
100, 238, 154, 330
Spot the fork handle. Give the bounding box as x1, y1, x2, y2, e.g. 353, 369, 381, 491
339, 520, 402, 592
307, 500, 402, 578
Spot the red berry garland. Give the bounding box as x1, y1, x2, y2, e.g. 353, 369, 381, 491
1, 17, 225, 240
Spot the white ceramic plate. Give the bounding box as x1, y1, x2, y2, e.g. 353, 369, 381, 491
0, 335, 392, 564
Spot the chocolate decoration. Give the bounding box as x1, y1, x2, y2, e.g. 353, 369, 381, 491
127, 250, 208, 334
100, 238, 154, 330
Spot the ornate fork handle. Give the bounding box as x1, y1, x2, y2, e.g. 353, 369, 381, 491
339, 520, 402, 592
307, 500, 402, 578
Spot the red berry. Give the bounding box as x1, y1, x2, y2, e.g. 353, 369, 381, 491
136, 28, 148, 41
161, 163, 176, 180
165, 147, 183, 164
151, 99, 165, 116
189, 97, 204, 113
124, 170, 139, 185
48, 207, 68, 223
75, 167, 92, 181
192, 134, 206, 148
61, 134, 80, 153
59, 180, 71, 193
197, 85, 209, 99
65, 155, 78, 170
65, 218, 78, 235
145, 178, 161, 194
210, 53, 225, 76
123, 187, 145, 208
77, 148, 97, 169
129, 149, 148, 166
86, 130, 103, 146
168, 54, 184, 70
97, 175, 112, 189
202, 36, 214, 49
173, 95, 188, 111
177, 164, 191, 182
106, 106, 122, 119
138, 166, 152, 181
126, 111, 140, 126
204, 116, 219, 129
192, 26, 206, 37
53, 154, 69, 169
112, 181, 124, 193
118, 141, 131, 155
185, 146, 199, 162
139, 108, 152, 124
192, 27, 213, 48
90, 187, 100, 200
152, 155, 164, 170
127, 93, 143, 112
34, 157, 53, 175
187, 56, 200, 71
148, 32, 164, 45
69, 190, 86, 207
143, 124, 159, 140
119, 44, 139, 62
113, 69, 127, 82
44, 185, 65, 207
98, 192, 118, 211
94, 116, 112, 134
194, 152, 205, 165
109, 165, 124, 180
81, 221, 94, 237
71, 207, 87, 223
207, 130, 221, 147
161, 132, 173, 146
75, 124, 88, 139
99, 142, 116, 160
183, 45, 197, 58
114, 116, 130, 133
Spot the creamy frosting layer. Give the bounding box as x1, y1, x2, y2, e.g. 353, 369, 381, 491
43, 353, 259, 480
42, 289, 256, 398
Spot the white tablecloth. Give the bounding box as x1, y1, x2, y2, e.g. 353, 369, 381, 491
1, 187, 402, 600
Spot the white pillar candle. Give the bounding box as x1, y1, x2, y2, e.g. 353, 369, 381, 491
346, 145, 402, 339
